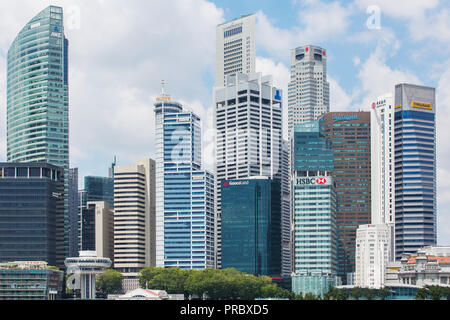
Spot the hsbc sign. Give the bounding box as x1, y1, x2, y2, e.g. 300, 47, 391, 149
297, 177, 330, 186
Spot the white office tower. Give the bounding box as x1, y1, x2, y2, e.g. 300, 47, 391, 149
355, 224, 390, 288
87, 201, 114, 263
214, 72, 283, 268
355, 94, 395, 288
113, 159, 156, 291
216, 14, 256, 87
287, 45, 330, 137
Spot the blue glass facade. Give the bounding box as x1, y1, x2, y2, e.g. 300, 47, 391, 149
394, 84, 436, 260
291, 121, 339, 295
221, 178, 282, 276
84, 176, 114, 209
7, 6, 70, 262
0, 163, 64, 267
155, 98, 215, 269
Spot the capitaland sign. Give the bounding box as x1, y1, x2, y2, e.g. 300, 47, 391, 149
296, 177, 330, 185
223, 180, 250, 187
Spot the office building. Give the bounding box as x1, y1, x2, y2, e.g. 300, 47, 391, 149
393, 84, 436, 259
214, 72, 283, 268
68, 168, 79, 258
113, 159, 155, 289
319, 112, 371, 283
355, 224, 390, 288
281, 141, 291, 276
287, 45, 329, 137
221, 177, 282, 276
90, 201, 114, 263
84, 176, 114, 209
7, 6, 70, 261
154, 90, 215, 270
216, 14, 256, 87
0, 261, 64, 300
291, 121, 339, 296
0, 163, 64, 268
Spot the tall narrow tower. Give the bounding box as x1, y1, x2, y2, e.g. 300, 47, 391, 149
216, 14, 256, 87
7, 5, 70, 261
288, 45, 329, 137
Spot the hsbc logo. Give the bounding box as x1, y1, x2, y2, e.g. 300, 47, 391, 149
297, 177, 329, 185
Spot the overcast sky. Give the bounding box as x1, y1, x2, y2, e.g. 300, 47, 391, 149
0, 0, 449, 244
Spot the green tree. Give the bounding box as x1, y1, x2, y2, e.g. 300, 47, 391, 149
428, 286, 443, 300
415, 288, 429, 300
96, 269, 123, 295
149, 268, 192, 295
336, 288, 349, 300
138, 267, 166, 288
294, 293, 304, 300
377, 287, 391, 300
351, 287, 363, 300
362, 288, 377, 300
304, 292, 318, 300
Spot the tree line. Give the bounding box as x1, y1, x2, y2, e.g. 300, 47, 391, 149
95, 267, 450, 300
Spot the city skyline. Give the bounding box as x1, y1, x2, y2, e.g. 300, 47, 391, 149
0, 0, 449, 248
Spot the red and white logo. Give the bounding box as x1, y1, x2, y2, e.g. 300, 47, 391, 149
316, 178, 327, 184
223, 181, 229, 187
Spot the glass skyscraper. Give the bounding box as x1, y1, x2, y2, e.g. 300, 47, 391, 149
291, 121, 340, 296
394, 84, 436, 259
7, 6, 69, 260
84, 176, 114, 209
0, 163, 64, 268
154, 92, 215, 270
221, 178, 282, 277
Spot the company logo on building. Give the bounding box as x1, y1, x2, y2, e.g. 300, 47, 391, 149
297, 177, 329, 185
411, 101, 432, 110
333, 115, 358, 121
224, 180, 249, 187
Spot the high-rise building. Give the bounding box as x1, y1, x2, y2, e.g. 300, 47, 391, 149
113, 159, 156, 290
68, 168, 79, 258
216, 14, 256, 87
7, 6, 70, 261
84, 176, 114, 209
393, 84, 436, 259
89, 201, 114, 263
355, 224, 390, 288
0, 163, 64, 268
281, 141, 291, 276
290, 121, 339, 296
154, 91, 215, 270
221, 177, 282, 276
319, 112, 371, 284
288, 45, 329, 137
214, 72, 283, 268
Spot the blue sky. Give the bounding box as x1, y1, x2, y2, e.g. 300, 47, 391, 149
0, 0, 449, 244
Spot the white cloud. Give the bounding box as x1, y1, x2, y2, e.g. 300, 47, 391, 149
0, 0, 224, 178
355, 0, 439, 19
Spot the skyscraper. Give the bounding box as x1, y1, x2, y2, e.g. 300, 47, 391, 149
0, 163, 64, 268
154, 90, 215, 270
288, 45, 329, 137
113, 159, 155, 291
7, 6, 70, 260
213, 72, 283, 268
221, 177, 282, 277
319, 112, 371, 284
68, 168, 79, 258
393, 84, 436, 259
216, 14, 256, 87
84, 176, 114, 209
291, 121, 339, 295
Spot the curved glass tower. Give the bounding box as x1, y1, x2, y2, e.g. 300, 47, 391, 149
7, 6, 69, 263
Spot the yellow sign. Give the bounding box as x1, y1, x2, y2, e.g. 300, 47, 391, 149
395, 105, 402, 109
156, 96, 171, 102
411, 101, 432, 110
